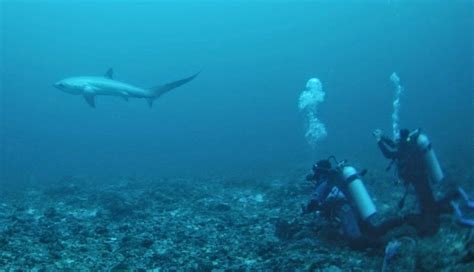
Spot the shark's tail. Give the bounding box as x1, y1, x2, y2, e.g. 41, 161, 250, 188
146, 71, 200, 108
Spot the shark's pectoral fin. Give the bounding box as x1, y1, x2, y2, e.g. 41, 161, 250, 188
83, 86, 96, 108
83, 94, 96, 108
146, 98, 154, 108
121, 92, 129, 102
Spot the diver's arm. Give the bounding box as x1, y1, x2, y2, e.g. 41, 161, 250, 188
381, 136, 396, 148
373, 129, 397, 159
303, 181, 333, 214
377, 137, 398, 159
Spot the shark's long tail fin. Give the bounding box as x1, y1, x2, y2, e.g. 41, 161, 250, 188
147, 71, 200, 108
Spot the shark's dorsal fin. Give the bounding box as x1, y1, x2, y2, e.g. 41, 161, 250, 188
105, 68, 113, 79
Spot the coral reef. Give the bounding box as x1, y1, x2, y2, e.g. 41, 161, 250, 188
0, 172, 472, 271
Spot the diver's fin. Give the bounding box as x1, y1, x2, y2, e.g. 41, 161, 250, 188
83, 85, 96, 108
458, 187, 474, 209
149, 71, 200, 98
105, 68, 113, 79
451, 201, 474, 227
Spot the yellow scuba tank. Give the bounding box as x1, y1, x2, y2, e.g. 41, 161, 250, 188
416, 133, 444, 183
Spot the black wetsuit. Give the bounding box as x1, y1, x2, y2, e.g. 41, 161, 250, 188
378, 135, 440, 235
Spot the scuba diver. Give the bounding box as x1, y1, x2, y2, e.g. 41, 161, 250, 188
302, 156, 403, 249
373, 128, 465, 234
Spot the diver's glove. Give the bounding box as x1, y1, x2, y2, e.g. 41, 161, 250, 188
372, 129, 383, 142
301, 200, 319, 215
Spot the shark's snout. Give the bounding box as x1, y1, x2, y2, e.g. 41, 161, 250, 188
53, 81, 66, 90
54, 79, 83, 95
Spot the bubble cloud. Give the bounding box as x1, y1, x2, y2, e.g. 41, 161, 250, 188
298, 78, 327, 148
390, 72, 403, 140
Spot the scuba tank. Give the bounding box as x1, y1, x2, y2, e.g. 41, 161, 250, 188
340, 165, 377, 220
323, 156, 377, 221
415, 132, 444, 183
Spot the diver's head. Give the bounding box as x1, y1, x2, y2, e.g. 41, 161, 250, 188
312, 159, 332, 180
399, 129, 410, 143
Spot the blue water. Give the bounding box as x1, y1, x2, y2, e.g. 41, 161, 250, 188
1, 0, 472, 185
